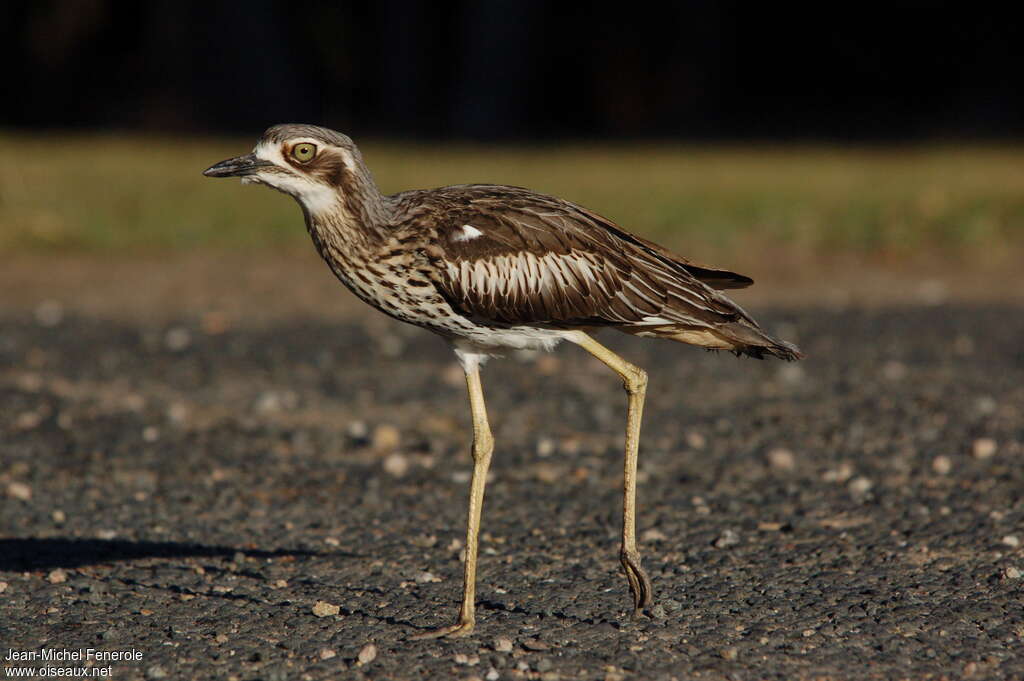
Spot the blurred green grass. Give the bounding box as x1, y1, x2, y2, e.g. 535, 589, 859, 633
2, 132, 1022, 261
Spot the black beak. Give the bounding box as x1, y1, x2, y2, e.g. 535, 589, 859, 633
202, 153, 270, 178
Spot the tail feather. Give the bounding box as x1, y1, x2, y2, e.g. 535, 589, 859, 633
624, 321, 803, 361
718, 322, 804, 361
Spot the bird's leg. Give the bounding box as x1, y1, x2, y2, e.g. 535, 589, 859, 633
411, 360, 494, 639
569, 332, 654, 616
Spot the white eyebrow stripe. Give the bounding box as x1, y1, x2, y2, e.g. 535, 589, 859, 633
452, 224, 484, 242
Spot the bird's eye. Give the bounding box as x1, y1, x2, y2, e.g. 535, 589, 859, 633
291, 143, 317, 163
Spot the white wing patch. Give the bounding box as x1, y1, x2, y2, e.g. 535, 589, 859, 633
453, 224, 484, 242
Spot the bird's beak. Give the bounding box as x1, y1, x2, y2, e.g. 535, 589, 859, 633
202, 153, 271, 178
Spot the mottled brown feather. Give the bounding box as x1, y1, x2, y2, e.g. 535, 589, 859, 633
418, 185, 743, 328
399, 184, 800, 359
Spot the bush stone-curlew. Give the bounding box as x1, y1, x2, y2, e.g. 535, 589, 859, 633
204, 124, 802, 638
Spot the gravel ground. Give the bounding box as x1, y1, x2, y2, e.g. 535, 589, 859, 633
2, 304, 1023, 680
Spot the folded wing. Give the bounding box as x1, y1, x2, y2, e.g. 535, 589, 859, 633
430, 186, 750, 332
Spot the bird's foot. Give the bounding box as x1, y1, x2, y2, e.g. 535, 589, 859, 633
410, 617, 476, 640
621, 549, 654, 616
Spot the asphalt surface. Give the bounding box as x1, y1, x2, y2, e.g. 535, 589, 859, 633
2, 304, 1023, 680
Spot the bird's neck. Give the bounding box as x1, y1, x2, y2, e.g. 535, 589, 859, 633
302, 153, 391, 252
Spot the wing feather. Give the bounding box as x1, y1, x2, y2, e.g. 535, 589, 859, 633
427, 185, 750, 329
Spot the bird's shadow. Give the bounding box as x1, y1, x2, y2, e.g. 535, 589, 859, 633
0, 537, 331, 572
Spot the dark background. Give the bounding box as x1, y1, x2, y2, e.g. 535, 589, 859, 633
3, 1, 1022, 140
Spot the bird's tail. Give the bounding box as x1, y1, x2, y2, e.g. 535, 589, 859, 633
637, 321, 803, 361
711, 321, 804, 361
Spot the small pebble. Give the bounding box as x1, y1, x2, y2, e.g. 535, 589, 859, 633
0, 581, 8, 593
142, 426, 160, 442
823, 462, 853, 483
493, 637, 513, 652
848, 476, 873, 495
346, 420, 369, 441
411, 534, 437, 548
454, 653, 479, 666
254, 390, 298, 414
383, 452, 409, 477
972, 438, 997, 459
145, 666, 168, 680
720, 646, 738, 660
312, 601, 340, 617
882, 361, 907, 381
1001, 535, 1020, 548
685, 431, 706, 450
532, 463, 560, 483
662, 598, 682, 612
486, 669, 500, 681
974, 396, 997, 415
163, 326, 192, 352
16, 410, 45, 430
319, 648, 336, 660
415, 571, 441, 583
767, 447, 796, 471
642, 528, 667, 542
52, 509, 66, 524
372, 424, 401, 452
535, 658, 553, 672
1004, 566, 1022, 580
802, 629, 815, 637
536, 437, 556, 457
357, 643, 377, 666
167, 402, 190, 424
713, 529, 740, 549
47, 568, 67, 584
931, 456, 952, 475
7, 482, 32, 501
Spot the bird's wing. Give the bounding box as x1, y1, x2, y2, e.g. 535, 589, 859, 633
576, 210, 754, 290
427, 186, 751, 329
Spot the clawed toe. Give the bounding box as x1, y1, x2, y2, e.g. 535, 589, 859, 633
410, 619, 476, 640
621, 551, 654, 615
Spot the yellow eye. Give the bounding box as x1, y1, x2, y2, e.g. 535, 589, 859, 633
291, 143, 317, 162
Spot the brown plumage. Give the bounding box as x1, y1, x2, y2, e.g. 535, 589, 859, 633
205, 124, 803, 639
414, 185, 800, 360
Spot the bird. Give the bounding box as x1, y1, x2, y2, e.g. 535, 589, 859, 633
204, 124, 802, 639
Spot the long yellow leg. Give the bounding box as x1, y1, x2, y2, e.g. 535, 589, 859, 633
569, 331, 654, 614
411, 358, 494, 639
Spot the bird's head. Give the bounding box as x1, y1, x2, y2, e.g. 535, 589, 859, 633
203, 124, 367, 216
